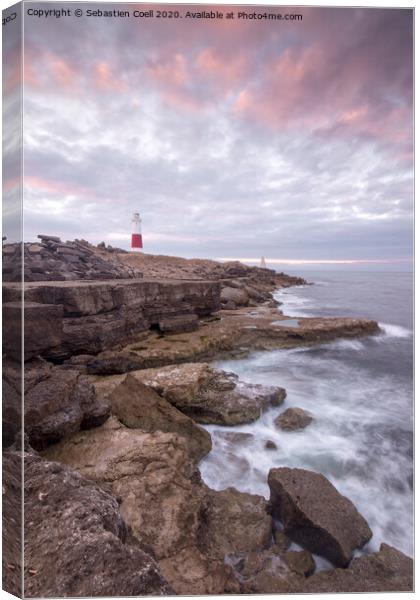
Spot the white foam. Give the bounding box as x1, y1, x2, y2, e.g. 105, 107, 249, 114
378, 323, 412, 339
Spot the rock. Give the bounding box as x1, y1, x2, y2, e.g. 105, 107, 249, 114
37, 234, 61, 243
2, 378, 21, 448
3, 302, 63, 361
199, 487, 273, 559
274, 529, 292, 551
221, 286, 249, 307
134, 363, 286, 425
265, 440, 278, 450
303, 544, 413, 592
268, 467, 372, 567
159, 314, 199, 334
222, 299, 236, 310
232, 547, 305, 593
158, 547, 240, 595
25, 367, 110, 450
283, 550, 315, 576
4, 278, 220, 358
2, 450, 22, 597
19, 451, 172, 597
43, 418, 205, 562
275, 407, 313, 431
109, 374, 212, 463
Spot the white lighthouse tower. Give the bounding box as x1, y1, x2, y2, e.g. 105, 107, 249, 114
131, 212, 143, 252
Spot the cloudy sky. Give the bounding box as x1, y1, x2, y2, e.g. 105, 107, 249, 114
7, 3, 414, 267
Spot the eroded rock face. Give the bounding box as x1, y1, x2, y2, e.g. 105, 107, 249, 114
131, 363, 286, 425
42, 418, 202, 562
268, 467, 372, 567
303, 543, 413, 593
25, 366, 110, 450
199, 487, 273, 559
21, 451, 172, 597
275, 407, 314, 431
109, 374, 212, 463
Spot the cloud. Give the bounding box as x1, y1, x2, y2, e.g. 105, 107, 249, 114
11, 4, 413, 268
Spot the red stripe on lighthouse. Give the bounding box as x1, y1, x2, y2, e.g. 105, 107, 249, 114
131, 233, 143, 249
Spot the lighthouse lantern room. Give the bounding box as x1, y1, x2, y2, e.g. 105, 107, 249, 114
131, 212, 143, 252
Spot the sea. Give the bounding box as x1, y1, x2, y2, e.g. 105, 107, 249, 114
200, 270, 414, 563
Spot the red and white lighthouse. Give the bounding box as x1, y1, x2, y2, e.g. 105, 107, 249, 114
131, 212, 143, 251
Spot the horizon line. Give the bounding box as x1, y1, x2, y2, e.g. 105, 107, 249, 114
217, 258, 413, 265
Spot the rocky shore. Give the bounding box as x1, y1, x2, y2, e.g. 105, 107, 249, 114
2, 238, 412, 596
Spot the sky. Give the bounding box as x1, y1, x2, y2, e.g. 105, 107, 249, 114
3, 3, 414, 268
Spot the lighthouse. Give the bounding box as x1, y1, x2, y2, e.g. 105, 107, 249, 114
131, 212, 143, 251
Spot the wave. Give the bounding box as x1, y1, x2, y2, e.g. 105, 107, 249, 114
378, 323, 412, 339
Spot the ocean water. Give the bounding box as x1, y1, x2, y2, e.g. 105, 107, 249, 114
200, 271, 413, 561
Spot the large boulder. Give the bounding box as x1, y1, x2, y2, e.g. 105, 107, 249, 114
199, 487, 273, 559
130, 363, 286, 425
18, 451, 172, 597
25, 366, 110, 450
221, 286, 249, 307
268, 467, 372, 566
303, 543, 413, 593
42, 417, 202, 562
109, 374, 211, 463
275, 407, 313, 431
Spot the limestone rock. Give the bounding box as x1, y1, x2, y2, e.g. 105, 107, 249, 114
232, 547, 305, 593
42, 418, 204, 562
158, 314, 199, 334
275, 407, 313, 431
20, 451, 172, 597
268, 467, 372, 566
3, 302, 63, 361
25, 367, 110, 450
221, 286, 249, 307
158, 547, 240, 595
303, 544, 413, 593
199, 487, 273, 559
109, 374, 212, 463
134, 363, 286, 425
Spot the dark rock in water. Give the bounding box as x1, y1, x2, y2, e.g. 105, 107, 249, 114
19, 451, 172, 597
159, 314, 199, 334
136, 363, 286, 425
268, 467, 372, 567
303, 543, 413, 592
275, 407, 313, 431
109, 374, 212, 464
265, 439, 278, 450
216, 431, 254, 444
199, 486, 273, 559
24, 366, 110, 450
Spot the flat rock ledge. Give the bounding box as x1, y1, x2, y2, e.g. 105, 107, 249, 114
268, 467, 373, 567
93, 362, 286, 426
